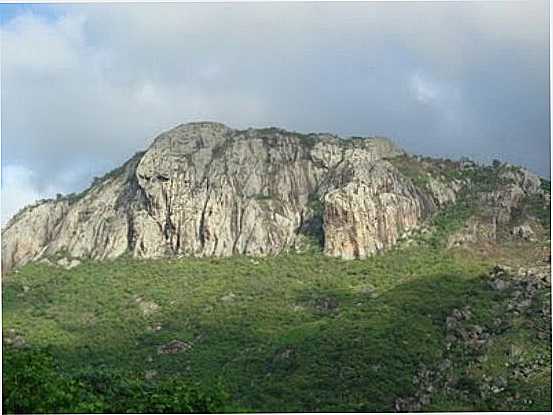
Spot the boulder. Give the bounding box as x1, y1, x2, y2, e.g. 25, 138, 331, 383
157, 340, 192, 355
512, 224, 535, 241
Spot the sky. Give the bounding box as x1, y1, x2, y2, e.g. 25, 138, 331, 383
1, 1, 550, 224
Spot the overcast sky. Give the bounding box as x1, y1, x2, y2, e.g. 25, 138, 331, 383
1, 1, 550, 224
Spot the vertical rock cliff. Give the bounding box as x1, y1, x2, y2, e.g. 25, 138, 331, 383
2, 121, 501, 272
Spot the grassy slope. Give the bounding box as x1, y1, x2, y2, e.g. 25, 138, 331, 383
3, 238, 551, 412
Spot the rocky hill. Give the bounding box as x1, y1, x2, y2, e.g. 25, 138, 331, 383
2, 122, 551, 413
2, 122, 550, 273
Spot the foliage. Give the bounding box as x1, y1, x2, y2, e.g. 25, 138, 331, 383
458, 165, 513, 193
301, 193, 325, 247
2, 347, 230, 414
4, 148, 551, 412
388, 154, 521, 196
523, 193, 551, 231
423, 199, 475, 248
2, 348, 103, 413
387, 154, 433, 189
251, 127, 321, 150
3, 236, 550, 412
307, 193, 324, 217
540, 178, 551, 194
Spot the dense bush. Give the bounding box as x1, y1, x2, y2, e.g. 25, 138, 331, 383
2, 348, 98, 413
3, 348, 230, 414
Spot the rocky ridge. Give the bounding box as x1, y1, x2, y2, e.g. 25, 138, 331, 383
2, 122, 549, 272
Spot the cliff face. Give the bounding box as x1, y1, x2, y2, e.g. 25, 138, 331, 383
2, 122, 547, 272
323, 161, 434, 259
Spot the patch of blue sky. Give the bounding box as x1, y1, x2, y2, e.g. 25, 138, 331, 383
1, 3, 63, 25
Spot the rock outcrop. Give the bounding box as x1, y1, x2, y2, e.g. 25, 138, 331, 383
323, 161, 432, 259
2, 121, 547, 273
447, 215, 498, 248
512, 224, 536, 241
395, 263, 551, 412
2, 122, 425, 271
445, 163, 549, 248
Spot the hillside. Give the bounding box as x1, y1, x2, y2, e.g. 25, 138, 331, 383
2, 122, 551, 413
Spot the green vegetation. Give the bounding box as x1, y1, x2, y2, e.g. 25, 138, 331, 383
387, 154, 470, 190
388, 154, 518, 194
3, 348, 230, 413
459, 165, 514, 193
301, 193, 325, 248
419, 199, 475, 248
540, 178, 551, 194
3, 228, 550, 412
246, 126, 321, 151
387, 154, 434, 189
522, 193, 551, 231
389, 154, 552, 242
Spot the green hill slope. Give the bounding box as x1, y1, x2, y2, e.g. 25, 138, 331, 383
3, 236, 551, 412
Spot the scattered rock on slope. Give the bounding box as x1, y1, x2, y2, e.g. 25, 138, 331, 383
157, 340, 192, 355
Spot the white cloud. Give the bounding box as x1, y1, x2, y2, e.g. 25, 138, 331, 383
410, 73, 439, 104
1, 2, 549, 224
2, 13, 84, 75
1, 165, 63, 225
1, 9, 271, 181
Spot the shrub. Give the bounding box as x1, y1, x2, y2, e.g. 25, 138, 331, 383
540, 178, 551, 194
424, 199, 474, 248
107, 377, 229, 413
302, 193, 325, 248
2, 348, 102, 414
3, 348, 230, 414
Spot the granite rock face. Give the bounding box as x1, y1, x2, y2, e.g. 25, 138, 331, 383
2, 122, 423, 271
447, 216, 498, 248
445, 164, 548, 248
323, 161, 433, 259
2, 153, 142, 272
2, 200, 70, 273
2, 121, 545, 272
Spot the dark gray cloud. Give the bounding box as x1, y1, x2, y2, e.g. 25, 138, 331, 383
1, 1, 550, 223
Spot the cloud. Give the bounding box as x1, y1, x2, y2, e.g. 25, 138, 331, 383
411, 73, 439, 104
1, 1, 550, 224
1, 9, 270, 189
1, 165, 64, 224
